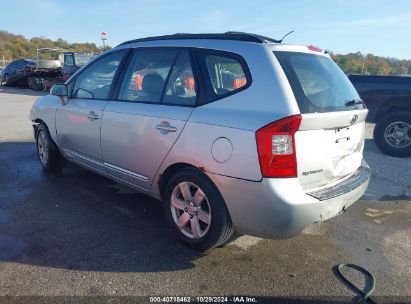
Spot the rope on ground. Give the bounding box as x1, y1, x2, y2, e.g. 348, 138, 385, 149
334, 263, 377, 304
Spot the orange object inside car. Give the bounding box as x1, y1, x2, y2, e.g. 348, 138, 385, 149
134, 74, 144, 91
185, 77, 195, 91
233, 78, 247, 89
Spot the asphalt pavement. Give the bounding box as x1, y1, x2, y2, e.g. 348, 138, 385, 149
0, 87, 410, 303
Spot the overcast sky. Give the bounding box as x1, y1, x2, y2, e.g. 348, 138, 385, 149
1, 0, 411, 59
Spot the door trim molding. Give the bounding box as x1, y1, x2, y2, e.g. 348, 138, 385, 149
63, 147, 149, 182
104, 162, 149, 181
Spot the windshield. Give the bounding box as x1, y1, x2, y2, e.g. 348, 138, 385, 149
74, 54, 94, 66
274, 51, 363, 113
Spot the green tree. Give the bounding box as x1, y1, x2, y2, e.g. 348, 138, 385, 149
0, 30, 110, 62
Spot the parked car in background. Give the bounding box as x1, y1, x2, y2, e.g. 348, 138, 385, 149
1, 59, 36, 86
349, 74, 411, 157
27, 48, 64, 91
62, 52, 95, 81
31, 32, 370, 250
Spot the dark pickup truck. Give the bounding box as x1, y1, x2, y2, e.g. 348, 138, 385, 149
62, 52, 95, 81
349, 74, 411, 157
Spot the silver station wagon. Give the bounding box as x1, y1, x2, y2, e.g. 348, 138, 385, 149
30, 32, 370, 250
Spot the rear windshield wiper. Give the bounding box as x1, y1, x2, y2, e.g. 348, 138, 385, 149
345, 99, 365, 107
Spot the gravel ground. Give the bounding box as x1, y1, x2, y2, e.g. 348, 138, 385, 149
363, 123, 411, 199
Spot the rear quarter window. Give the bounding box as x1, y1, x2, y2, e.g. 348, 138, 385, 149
196, 50, 251, 104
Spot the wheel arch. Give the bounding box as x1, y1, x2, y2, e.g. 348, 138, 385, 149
30, 94, 60, 146
157, 162, 202, 200
33, 118, 62, 154
32, 118, 45, 137
375, 101, 411, 121
33, 117, 45, 126
159, 161, 235, 249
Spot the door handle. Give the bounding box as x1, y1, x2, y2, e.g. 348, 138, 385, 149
87, 111, 100, 121
156, 122, 177, 133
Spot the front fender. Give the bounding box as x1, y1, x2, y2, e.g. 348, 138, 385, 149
30, 95, 60, 144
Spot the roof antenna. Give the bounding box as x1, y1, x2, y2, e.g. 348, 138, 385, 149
279, 30, 294, 43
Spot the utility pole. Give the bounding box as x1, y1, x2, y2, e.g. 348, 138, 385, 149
101, 32, 107, 52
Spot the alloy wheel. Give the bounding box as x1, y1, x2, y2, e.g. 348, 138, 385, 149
384, 121, 411, 148
170, 181, 211, 239
37, 130, 49, 166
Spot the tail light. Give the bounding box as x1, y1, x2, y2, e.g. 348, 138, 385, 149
307, 45, 323, 53
62, 73, 69, 81
256, 115, 302, 178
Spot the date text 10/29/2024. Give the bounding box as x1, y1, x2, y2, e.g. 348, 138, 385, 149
150, 296, 258, 303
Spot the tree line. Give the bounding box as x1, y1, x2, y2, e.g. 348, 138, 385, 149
1, 30, 410, 75
0, 30, 110, 62
330, 52, 411, 76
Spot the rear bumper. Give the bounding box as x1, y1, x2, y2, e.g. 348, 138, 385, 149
207, 162, 370, 239
306, 165, 370, 201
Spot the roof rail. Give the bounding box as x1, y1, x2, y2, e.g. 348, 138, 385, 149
224, 31, 281, 43
117, 32, 280, 47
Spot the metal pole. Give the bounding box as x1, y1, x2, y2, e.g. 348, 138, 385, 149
102, 39, 106, 52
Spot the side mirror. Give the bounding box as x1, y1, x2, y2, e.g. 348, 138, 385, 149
50, 83, 68, 97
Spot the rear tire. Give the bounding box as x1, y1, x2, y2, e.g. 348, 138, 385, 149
374, 111, 411, 158
35, 124, 63, 172
32, 77, 43, 91
164, 168, 234, 251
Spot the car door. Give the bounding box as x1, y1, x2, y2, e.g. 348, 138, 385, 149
56, 50, 128, 170
15, 60, 27, 81
101, 48, 197, 190
62, 53, 75, 81
8, 61, 19, 81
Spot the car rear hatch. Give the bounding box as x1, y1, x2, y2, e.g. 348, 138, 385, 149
274, 48, 368, 192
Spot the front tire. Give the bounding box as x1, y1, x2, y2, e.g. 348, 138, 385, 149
164, 168, 234, 251
374, 111, 411, 158
32, 77, 43, 91
2, 74, 10, 86
36, 124, 63, 172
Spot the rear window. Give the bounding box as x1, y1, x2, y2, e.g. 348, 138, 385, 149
275, 51, 363, 113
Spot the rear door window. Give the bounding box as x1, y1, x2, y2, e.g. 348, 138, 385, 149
118, 49, 178, 103
275, 51, 363, 113
163, 50, 197, 106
